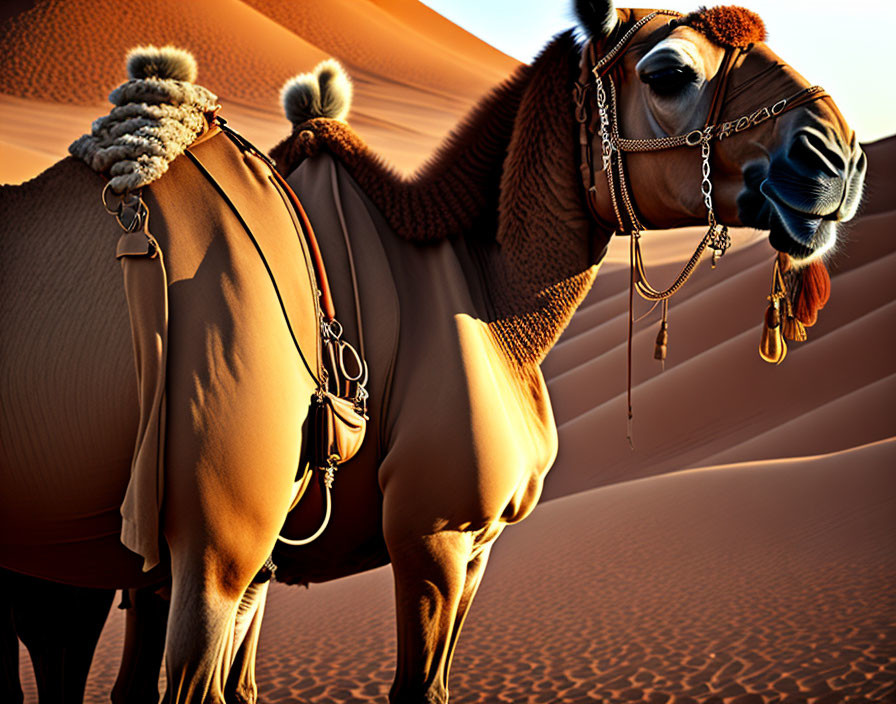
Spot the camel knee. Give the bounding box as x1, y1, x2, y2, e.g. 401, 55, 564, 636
163, 581, 241, 704
163, 569, 272, 704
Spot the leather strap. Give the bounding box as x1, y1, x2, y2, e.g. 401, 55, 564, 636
216, 119, 338, 323
705, 48, 739, 129
268, 164, 337, 323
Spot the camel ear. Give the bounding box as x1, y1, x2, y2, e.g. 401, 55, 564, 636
575, 0, 618, 39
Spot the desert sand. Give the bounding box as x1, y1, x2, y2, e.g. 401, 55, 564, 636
4, 1, 894, 702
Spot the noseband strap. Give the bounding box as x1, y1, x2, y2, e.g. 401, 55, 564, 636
573, 11, 831, 444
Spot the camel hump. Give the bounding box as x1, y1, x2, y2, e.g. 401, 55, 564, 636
281, 59, 353, 126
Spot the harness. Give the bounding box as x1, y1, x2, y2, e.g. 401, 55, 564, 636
101, 118, 369, 560
573, 10, 831, 443
212, 121, 370, 548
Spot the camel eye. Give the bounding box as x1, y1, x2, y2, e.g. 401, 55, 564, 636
641, 66, 696, 96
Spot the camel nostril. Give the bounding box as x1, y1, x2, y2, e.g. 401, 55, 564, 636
788, 130, 846, 178
854, 148, 868, 179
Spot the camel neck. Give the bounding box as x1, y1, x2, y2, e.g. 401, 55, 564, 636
271, 31, 611, 368
486, 32, 609, 366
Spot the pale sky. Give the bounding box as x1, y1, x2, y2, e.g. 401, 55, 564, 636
420, 0, 894, 143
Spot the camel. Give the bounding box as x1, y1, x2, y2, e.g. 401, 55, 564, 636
2, 2, 866, 703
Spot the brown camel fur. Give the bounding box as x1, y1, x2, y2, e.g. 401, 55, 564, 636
1, 2, 866, 703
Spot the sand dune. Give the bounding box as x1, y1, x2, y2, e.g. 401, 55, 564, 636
0, 139, 55, 186
241, 0, 516, 96
24, 441, 894, 703
0, 0, 517, 178
858, 137, 895, 217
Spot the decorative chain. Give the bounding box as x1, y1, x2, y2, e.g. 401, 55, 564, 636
596, 74, 613, 172
633, 231, 709, 300
700, 127, 714, 214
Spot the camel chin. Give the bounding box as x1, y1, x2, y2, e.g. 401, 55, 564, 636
738, 147, 866, 266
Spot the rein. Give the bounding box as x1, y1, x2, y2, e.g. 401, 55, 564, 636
573, 11, 830, 444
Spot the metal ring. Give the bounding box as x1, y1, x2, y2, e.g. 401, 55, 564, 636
101, 182, 122, 215
337, 341, 365, 383
115, 194, 148, 233
685, 130, 704, 147
325, 319, 343, 340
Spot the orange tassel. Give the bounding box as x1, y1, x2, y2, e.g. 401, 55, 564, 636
794, 259, 830, 327
782, 316, 807, 342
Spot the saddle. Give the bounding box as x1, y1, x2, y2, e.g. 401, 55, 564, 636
72, 49, 368, 568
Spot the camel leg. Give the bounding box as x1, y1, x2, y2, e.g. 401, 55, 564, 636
161, 536, 251, 704
1, 575, 23, 704
443, 541, 494, 683
7, 572, 114, 704
223, 580, 269, 704
111, 586, 170, 704
161, 492, 286, 704
385, 525, 497, 704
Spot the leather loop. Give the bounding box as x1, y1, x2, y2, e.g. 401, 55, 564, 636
116, 231, 156, 259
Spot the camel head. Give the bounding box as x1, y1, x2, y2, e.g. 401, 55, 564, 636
575, 1, 867, 264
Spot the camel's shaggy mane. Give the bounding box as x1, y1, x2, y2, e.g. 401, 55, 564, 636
679, 5, 767, 49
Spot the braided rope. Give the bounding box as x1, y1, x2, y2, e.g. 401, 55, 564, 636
70, 78, 219, 194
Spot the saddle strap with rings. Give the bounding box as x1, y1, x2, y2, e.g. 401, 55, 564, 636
573, 10, 831, 444
104, 187, 170, 571
103, 118, 369, 558
207, 121, 370, 548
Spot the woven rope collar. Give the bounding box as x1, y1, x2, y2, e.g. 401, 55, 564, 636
70, 76, 219, 194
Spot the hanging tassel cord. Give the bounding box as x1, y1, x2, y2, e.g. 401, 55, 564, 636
625, 223, 727, 449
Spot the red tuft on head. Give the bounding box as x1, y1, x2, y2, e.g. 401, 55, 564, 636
680, 5, 767, 49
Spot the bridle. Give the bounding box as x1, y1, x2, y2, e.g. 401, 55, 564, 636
572, 10, 831, 444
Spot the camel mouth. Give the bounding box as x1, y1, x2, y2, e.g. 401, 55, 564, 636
736, 126, 866, 263
762, 183, 837, 261
738, 160, 838, 261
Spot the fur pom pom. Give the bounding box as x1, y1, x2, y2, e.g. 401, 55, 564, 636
680, 6, 767, 49
281, 59, 352, 126
793, 259, 831, 327
126, 45, 198, 82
